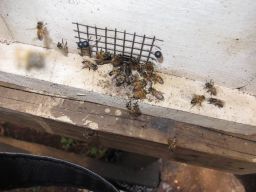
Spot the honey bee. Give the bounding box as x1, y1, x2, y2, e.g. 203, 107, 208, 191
141, 71, 151, 82
82, 57, 98, 71
138, 61, 154, 76
207, 98, 224, 108
129, 57, 140, 70
109, 68, 121, 76
148, 87, 164, 100
168, 137, 177, 152
36, 21, 47, 41
132, 102, 141, 117
144, 61, 154, 74
133, 79, 147, 91
126, 74, 138, 85
111, 54, 124, 67
152, 73, 164, 84
115, 74, 126, 87
57, 39, 68, 56
133, 89, 147, 100
126, 100, 141, 117
191, 95, 205, 107
204, 80, 217, 96
126, 100, 132, 111
96, 50, 112, 65
57, 42, 62, 49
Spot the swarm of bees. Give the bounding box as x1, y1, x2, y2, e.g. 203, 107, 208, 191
57, 39, 68, 56
191, 80, 225, 108
108, 54, 164, 100
109, 54, 164, 115
79, 45, 164, 116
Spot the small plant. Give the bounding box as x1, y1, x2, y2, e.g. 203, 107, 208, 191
60, 136, 75, 150
87, 146, 107, 159
32, 187, 41, 192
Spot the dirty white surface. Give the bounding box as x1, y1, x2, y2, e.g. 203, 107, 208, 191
0, 0, 256, 95
0, 42, 256, 136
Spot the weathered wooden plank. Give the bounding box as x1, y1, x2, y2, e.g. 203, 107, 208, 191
0, 136, 160, 187
1, 43, 256, 138
0, 84, 256, 174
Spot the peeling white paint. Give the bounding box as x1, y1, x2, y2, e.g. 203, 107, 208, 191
84, 120, 99, 130
56, 115, 74, 124
115, 110, 122, 116
104, 108, 111, 113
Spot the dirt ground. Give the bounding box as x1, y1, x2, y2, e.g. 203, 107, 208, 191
158, 160, 245, 192
0, 122, 251, 192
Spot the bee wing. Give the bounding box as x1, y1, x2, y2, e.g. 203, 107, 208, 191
26, 27, 37, 30
32, 37, 39, 41
189, 104, 195, 109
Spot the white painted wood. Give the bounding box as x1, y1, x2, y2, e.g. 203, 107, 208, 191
0, 0, 256, 94
0, 16, 13, 41
0, 43, 255, 137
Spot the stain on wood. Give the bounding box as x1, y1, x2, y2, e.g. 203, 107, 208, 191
0, 84, 256, 174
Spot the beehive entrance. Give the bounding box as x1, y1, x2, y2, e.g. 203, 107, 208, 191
73, 22, 163, 63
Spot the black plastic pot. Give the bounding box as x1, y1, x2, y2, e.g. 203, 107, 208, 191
0, 152, 119, 192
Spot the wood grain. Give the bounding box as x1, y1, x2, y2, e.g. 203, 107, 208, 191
0, 84, 256, 174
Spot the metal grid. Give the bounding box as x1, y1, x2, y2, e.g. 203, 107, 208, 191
73, 22, 163, 63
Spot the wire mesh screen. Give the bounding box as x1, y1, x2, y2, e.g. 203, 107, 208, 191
73, 22, 163, 63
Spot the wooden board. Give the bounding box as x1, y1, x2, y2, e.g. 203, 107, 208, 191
1, 43, 256, 137
0, 83, 256, 174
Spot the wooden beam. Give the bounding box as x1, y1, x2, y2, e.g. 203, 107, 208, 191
0, 42, 256, 137
0, 136, 160, 187
0, 84, 256, 174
